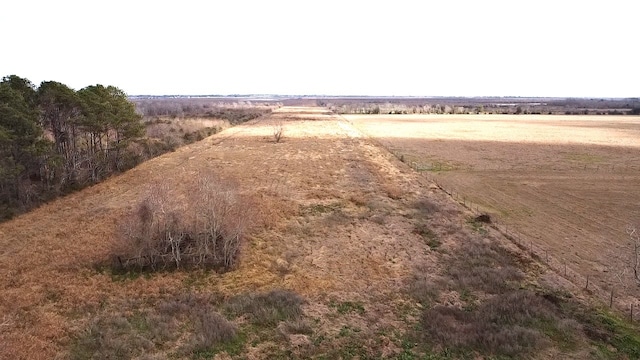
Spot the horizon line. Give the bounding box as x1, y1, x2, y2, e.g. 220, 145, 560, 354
128, 94, 640, 100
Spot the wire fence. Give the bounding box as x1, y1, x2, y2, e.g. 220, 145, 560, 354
393, 154, 640, 322
339, 116, 640, 320
401, 156, 640, 173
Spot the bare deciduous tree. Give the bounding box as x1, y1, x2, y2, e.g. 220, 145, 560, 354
115, 171, 251, 272
273, 121, 284, 143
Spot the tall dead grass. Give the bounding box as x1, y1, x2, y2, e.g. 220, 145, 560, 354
71, 293, 237, 359
445, 237, 524, 294
224, 290, 305, 327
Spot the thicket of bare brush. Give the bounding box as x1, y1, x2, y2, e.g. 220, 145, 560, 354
113, 170, 253, 272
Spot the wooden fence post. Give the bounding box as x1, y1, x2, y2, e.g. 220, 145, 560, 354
609, 289, 614, 308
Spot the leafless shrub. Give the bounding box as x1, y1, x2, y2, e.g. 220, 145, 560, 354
273, 121, 284, 143
323, 209, 352, 228
448, 263, 522, 294
156, 293, 236, 354
114, 171, 251, 272
409, 231, 585, 357
0, 316, 13, 329
370, 214, 386, 225
133, 98, 275, 121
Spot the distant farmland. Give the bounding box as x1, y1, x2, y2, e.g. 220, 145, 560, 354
345, 114, 640, 298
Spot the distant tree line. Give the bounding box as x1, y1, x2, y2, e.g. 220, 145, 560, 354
318, 98, 640, 116
0, 75, 143, 220
133, 98, 278, 124
133, 100, 275, 160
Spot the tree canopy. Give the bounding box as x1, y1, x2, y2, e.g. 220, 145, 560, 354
0, 75, 144, 220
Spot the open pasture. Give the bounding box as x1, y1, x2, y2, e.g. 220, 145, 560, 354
345, 114, 640, 296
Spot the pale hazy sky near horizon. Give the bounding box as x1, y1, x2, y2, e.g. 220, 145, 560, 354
2, 0, 637, 97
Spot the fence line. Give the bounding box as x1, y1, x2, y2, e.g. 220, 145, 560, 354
399, 156, 640, 173
394, 152, 640, 322
342, 117, 640, 321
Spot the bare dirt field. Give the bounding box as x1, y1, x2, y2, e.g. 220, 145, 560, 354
344, 114, 640, 299
1, 108, 639, 359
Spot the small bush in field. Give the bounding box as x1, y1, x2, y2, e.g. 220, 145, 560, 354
114, 171, 252, 272
273, 121, 284, 143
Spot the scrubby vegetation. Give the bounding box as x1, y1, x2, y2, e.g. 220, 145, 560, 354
224, 290, 305, 327
132, 97, 278, 122
404, 222, 640, 359
71, 294, 233, 359
133, 102, 274, 163
113, 170, 252, 272
128, 100, 275, 174
71, 289, 307, 359
419, 290, 575, 357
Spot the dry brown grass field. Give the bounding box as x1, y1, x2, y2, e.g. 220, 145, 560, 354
1, 108, 639, 359
344, 114, 640, 301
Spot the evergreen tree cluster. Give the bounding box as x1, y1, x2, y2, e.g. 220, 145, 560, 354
0, 75, 144, 220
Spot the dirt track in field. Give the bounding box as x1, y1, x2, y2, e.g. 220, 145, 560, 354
344, 114, 640, 301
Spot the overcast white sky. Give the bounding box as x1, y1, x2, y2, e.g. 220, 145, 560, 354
2, 0, 637, 97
